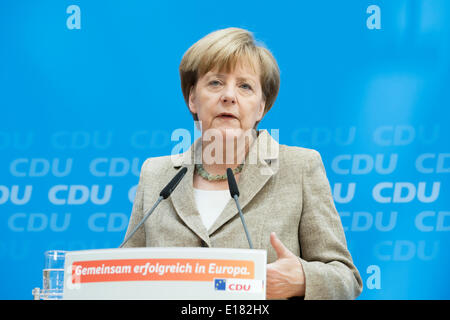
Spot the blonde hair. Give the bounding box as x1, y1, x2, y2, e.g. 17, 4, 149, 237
179, 27, 280, 123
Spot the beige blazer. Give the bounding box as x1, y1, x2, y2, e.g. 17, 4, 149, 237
123, 130, 363, 299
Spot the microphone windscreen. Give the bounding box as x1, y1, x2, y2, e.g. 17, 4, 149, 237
159, 167, 188, 199
226, 168, 240, 198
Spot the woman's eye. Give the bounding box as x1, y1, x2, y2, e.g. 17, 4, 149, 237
209, 80, 221, 86
240, 83, 252, 90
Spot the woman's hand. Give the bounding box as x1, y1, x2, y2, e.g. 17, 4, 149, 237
266, 232, 306, 299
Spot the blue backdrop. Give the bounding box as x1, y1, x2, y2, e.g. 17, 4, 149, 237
1, 0, 449, 300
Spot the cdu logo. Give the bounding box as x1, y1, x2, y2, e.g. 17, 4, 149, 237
214, 279, 226, 291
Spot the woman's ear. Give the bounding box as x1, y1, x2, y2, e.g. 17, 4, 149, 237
188, 85, 197, 114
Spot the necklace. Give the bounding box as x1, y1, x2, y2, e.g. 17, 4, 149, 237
195, 163, 244, 181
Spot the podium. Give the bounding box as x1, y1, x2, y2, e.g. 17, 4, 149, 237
63, 247, 267, 300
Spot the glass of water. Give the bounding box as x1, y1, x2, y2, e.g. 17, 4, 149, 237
42, 250, 66, 300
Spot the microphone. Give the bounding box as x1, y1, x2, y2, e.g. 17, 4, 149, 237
119, 167, 188, 248
160, 166, 188, 199
226, 168, 253, 249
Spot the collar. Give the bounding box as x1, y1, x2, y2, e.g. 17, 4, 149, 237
170, 129, 280, 170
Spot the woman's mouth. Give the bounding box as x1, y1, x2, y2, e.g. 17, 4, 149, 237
217, 113, 238, 120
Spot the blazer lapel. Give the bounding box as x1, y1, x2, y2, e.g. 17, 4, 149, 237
169, 138, 212, 246
208, 130, 280, 235
169, 130, 280, 243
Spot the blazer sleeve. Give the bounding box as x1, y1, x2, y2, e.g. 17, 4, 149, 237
121, 159, 149, 248
298, 150, 363, 299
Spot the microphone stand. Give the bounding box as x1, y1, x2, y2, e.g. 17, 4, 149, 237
232, 194, 253, 249
227, 168, 254, 249
119, 196, 163, 248
119, 167, 187, 248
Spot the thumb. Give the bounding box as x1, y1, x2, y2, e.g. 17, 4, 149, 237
270, 232, 291, 259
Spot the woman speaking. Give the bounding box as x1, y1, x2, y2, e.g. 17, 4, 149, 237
123, 27, 363, 300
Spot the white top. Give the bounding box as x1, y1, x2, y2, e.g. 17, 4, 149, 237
193, 188, 231, 230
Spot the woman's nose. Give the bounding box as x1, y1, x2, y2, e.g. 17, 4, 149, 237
221, 85, 236, 105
